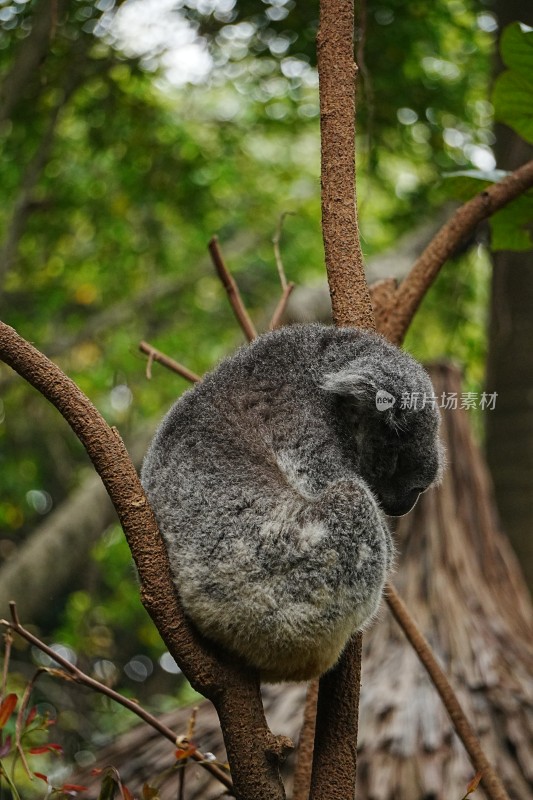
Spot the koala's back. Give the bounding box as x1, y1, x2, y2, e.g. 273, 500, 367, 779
141, 325, 398, 680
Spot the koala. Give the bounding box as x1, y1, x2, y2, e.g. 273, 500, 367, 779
141, 323, 442, 682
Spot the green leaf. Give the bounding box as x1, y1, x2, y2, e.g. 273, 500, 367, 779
500, 22, 533, 77
490, 192, 533, 251
493, 70, 533, 143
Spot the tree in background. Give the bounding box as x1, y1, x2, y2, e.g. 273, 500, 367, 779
486, 1, 533, 591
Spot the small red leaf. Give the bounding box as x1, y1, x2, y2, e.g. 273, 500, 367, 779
121, 785, 134, 800
61, 784, 88, 792
29, 743, 63, 755
34, 772, 49, 783
25, 707, 38, 727
0, 694, 17, 728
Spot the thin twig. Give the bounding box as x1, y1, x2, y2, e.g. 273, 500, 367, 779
2, 603, 233, 792
385, 584, 510, 800
272, 212, 295, 291
146, 349, 154, 380
15, 668, 47, 781
208, 236, 258, 342
268, 282, 295, 331
139, 341, 201, 383
1, 630, 13, 700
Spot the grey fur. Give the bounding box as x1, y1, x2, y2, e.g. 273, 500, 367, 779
141, 324, 443, 681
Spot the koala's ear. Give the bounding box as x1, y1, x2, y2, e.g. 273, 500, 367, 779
320, 368, 378, 403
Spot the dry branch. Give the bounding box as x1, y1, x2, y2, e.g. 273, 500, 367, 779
1, 603, 233, 791
208, 236, 258, 342
0, 319, 289, 800
140, 340, 201, 383
269, 282, 296, 331
385, 585, 510, 800
272, 211, 295, 291
383, 158, 533, 344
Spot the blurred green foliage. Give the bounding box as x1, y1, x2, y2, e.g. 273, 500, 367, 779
493, 21, 533, 143
0, 0, 530, 777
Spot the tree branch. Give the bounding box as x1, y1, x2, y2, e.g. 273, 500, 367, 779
292, 680, 318, 800
208, 236, 258, 341
383, 158, 533, 344
310, 2, 370, 796
385, 584, 510, 800
2, 604, 233, 792
139, 341, 201, 383
310, 633, 362, 800
0, 319, 288, 800
317, 0, 374, 331
269, 282, 296, 331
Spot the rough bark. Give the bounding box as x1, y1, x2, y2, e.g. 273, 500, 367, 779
312, 1, 373, 795
292, 680, 318, 800
310, 633, 362, 800
317, 0, 375, 331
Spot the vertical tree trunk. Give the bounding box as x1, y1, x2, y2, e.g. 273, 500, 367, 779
485, 0, 533, 592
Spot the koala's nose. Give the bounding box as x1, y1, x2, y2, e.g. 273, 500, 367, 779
383, 488, 421, 518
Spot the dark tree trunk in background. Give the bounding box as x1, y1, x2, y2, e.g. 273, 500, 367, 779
485, 1, 533, 592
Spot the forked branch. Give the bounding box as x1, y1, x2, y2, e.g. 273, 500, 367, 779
139, 340, 201, 383
383, 158, 533, 344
